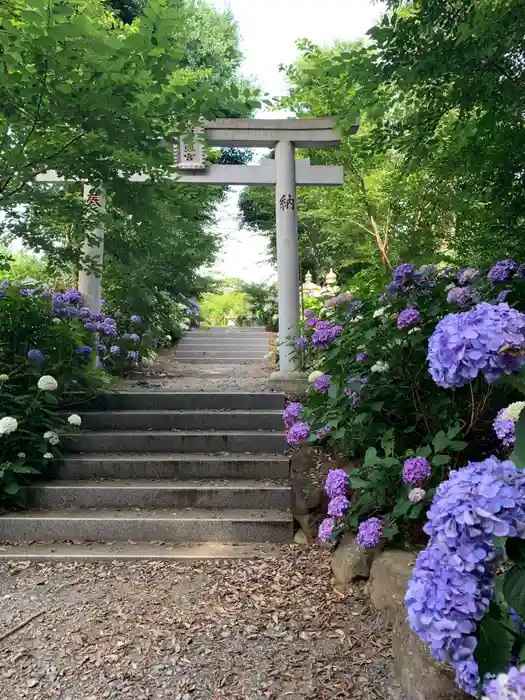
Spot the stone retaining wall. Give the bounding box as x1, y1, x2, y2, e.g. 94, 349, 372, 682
331, 540, 469, 700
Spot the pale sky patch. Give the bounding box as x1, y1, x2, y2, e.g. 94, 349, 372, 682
204, 0, 383, 284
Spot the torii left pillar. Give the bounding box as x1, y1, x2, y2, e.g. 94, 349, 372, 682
79, 184, 105, 313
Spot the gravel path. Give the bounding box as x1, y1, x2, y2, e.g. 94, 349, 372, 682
0, 547, 400, 700
125, 350, 272, 393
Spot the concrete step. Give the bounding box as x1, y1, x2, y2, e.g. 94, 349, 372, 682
175, 349, 267, 358
58, 453, 290, 480
197, 328, 267, 334
0, 542, 281, 561
25, 479, 290, 510
67, 431, 286, 453
80, 392, 285, 412
72, 410, 283, 432
0, 509, 293, 543
175, 356, 264, 365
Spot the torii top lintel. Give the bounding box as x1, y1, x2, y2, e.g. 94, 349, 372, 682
200, 116, 356, 149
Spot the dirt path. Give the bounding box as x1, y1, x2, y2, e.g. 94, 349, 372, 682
0, 547, 400, 700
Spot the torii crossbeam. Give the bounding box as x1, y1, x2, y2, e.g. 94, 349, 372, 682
35, 117, 357, 385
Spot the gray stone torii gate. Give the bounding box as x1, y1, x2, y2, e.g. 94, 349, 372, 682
36, 117, 357, 385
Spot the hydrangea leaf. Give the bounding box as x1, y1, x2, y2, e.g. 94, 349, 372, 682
511, 411, 525, 469
474, 615, 514, 681
432, 454, 451, 466
503, 566, 525, 619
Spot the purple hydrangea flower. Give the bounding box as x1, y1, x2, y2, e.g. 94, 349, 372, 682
27, 349, 45, 363
446, 285, 479, 307
393, 263, 415, 283
304, 309, 314, 318
100, 323, 117, 337
346, 300, 363, 318
356, 352, 367, 362
492, 404, 525, 446
317, 424, 332, 438
128, 333, 140, 343
311, 322, 343, 349
484, 665, 525, 699
356, 517, 383, 549
130, 314, 142, 323
344, 376, 368, 408
305, 316, 318, 329
403, 456, 431, 484
385, 280, 403, 298
325, 469, 348, 498
109, 345, 120, 354
318, 516, 335, 543
488, 259, 518, 283
405, 457, 525, 695
397, 307, 421, 330
313, 374, 331, 393
20, 288, 36, 296
52, 292, 65, 303
295, 336, 308, 350
79, 307, 91, 317
327, 495, 350, 517
97, 344, 107, 356
428, 302, 525, 388
286, 421, 310, 446
127, 350, 139, 360
91, 312, 104, 322
516, 264, 525, 279
457, 268, 480, 285
496, 289, 511, 303
83, 322, 98, 331
76, 346, 92, 355
64, 289, 83, 305
283, 402, 302, 428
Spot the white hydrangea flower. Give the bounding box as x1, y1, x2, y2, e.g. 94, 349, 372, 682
373, 307, 386, 318
43, 430, 60, 445
501, 402, 525, 422
308, 370, 324, 384
37, 375, 58, 391
0, 374, 9, 381
17, 452, 25, 459
52, 318, 61, 324
43, 452, 53, 459
408, 488, 426, 503
371, 361, 389, 373
408, 327, 421, 335
67, 414, 82, 427
0, 416, 18, 435
350, 315, 363, 324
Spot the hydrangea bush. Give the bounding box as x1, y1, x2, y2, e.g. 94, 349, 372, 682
285, 259, 525, 548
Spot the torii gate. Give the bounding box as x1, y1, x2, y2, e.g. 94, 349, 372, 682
36, 117, 357, 387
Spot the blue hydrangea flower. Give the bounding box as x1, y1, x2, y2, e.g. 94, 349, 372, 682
356, 517, 383, 549
130, 314, 142, 323
64, 289, 83, 305
313, 374, 331, 393
405, 457, 525, 696
127, 350, 139, 360
79, 307, 91, 318
76, 346, 92, 355
27, 349, 45, 363
295, 336, 308, 350
305, 316, 318, 329
283, 402, 302, 428
325, 469, 348, 499
488, 259, 518, 283
356, 352, 367, 362
97, 344, 107, 356
128, 333, 140, 343
327, 495, 350, 517
311, 321, 343, 349
318, 516, 335, 543
397, 307, 421, 329
428, 302, 525, 388
496, 289, 512, 303
317, 424, 332, 438
286, 421, 310, 446
403, 456, 431, 484
447, 285, 479, 307
457, 268, 480, 285
83, 322, 98, 331
393, 263, 415, 283
109, 345, 120, 354
483, 665, 525, 699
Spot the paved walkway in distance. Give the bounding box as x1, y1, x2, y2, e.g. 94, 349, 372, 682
0, 548, 400, 700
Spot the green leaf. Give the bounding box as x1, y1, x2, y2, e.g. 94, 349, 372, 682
512, 411, 525, 469
332, 427, 346, 440
474, 614, 514, 681
327, 382, 340, 400
383, 523, 399, 538
448, 440, 468, 452
417, 445, 432, 458
432, 431, 449, 452
392, 498, 412, 518
446, 424, 462, 440
503, 565, 525, 618
3, 482, 19, 495
506, 538, 525, 566
349, 475, 370, 489
432, 454, 451, 466
364, 447, 378, 465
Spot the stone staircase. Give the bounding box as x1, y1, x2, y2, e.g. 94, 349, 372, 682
176, 326, 269, 364
0, 391, 292, 560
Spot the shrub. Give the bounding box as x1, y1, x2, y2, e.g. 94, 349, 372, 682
287, 261, 525, 548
